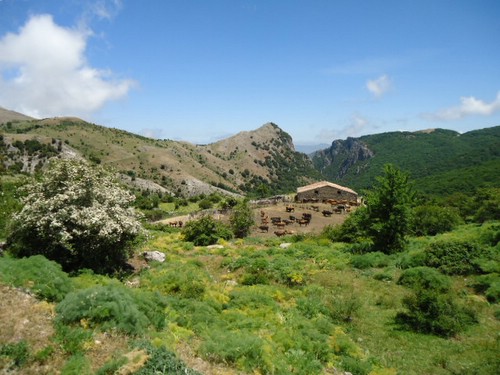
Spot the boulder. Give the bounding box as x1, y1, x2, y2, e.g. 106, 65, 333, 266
142, 251, 166, 263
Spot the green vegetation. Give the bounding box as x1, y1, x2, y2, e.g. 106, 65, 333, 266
6, 159, 144, 273
0, 129, 499, 373
181, 215, 233, 245
313, 126, 500, 195
0, 255, 73, 302
229, 199, 255, 238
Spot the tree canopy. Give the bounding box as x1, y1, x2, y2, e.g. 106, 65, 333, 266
7, 159, 144, 273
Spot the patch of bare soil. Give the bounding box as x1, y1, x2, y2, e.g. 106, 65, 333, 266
0, 284, 59, 374
155, 201, 352, 239
249, 201, 351, 238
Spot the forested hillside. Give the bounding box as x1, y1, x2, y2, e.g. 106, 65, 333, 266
311, 126, 500, 195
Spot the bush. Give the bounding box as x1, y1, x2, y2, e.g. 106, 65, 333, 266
0, 179, 24, 239
198, 329, 264, 371
56, 285, 166, 335
471, 273, 500, 303
229, 199, 255, 238
396, 289, 477, 337
397, 267, 452, 292
61, 354, 92, 375
182, 215, 233, 246
7, 159, 144, 273
54, 323, 93, 355
323, 207, 369, 243
0, 255, 73, 302
411, 205, 462, 236
141, 263, 207, 299
473, 188, 500, 223
351, 252, 390, 269
134, 341, 201, 375
424, 239, 489, 275
0, 340, 30, 368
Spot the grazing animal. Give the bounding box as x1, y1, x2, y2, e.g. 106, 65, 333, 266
298, 219, 309, 226
322, 210, 332, 217
302, 213, 312, 220
276, 222, 286, 229
285, 206, 295, 212
258, 225, 269, 232
274, 230, 290, 237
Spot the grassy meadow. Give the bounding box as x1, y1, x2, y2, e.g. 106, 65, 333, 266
1, 220, 499, 374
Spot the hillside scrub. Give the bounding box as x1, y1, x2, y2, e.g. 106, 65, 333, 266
0, 255, 73, 302
6, 159, 144, 273
181, 214, 233, 245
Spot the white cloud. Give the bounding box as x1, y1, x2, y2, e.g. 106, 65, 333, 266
425, 92, 500, 121
0, 14, 134, 118
366, 74, 392, 98
315, 114, 370, 141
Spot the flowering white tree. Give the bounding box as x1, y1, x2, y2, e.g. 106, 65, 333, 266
8, 159, 144, 273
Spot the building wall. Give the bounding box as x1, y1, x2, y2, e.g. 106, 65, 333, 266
296, 185, 357, 202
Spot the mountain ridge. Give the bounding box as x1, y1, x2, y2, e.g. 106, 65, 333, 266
1, 107, 498, 197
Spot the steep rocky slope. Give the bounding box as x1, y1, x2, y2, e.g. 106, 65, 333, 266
0, 118, 320, 196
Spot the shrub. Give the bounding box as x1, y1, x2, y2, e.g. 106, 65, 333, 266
397, 267, 452, 292
471, 273, 500, 303
54, 322, 93, 355
198, 329, 264, 371
424, 239, 488, 275
396, 289, 477, 337
323, 207, 369, 243
411, 205, 462, 236
485, 282, 500, 303
351, 252, 390, 269
340, 356, 373, 375
56, 285, 166, 335
0, 255, 73, 302
229, 199, 255, 238
0, 179, 24, 239
182, 215, 233, 246
473, 187, 500, 223
141, 263, 207, 299
134, 341, 201, 375
0, 340, 30, 368
7, 159, 144, 273
61, 354, 92, 375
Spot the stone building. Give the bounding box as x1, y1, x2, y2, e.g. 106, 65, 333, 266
296, 181, 358, 203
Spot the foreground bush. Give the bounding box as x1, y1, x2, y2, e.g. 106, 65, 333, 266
411, 205, 462, 236
424, 239, 489, 275
56, 285, 166, 335
7, 159, 144, 273
182, 215, 233, 246
0, 255, 73, 302
397, 266, 451, 292
396, 289, 477, 337
134, 341, 201, 375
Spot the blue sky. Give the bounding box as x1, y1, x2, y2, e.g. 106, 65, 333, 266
0, 0, 499, 146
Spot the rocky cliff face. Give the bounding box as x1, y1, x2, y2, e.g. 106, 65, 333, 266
312, 137, 374, 179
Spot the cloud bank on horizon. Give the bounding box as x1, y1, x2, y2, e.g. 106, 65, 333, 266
0, 0, 499, 144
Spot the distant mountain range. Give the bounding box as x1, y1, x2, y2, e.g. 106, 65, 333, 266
1, 107, 498, 197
